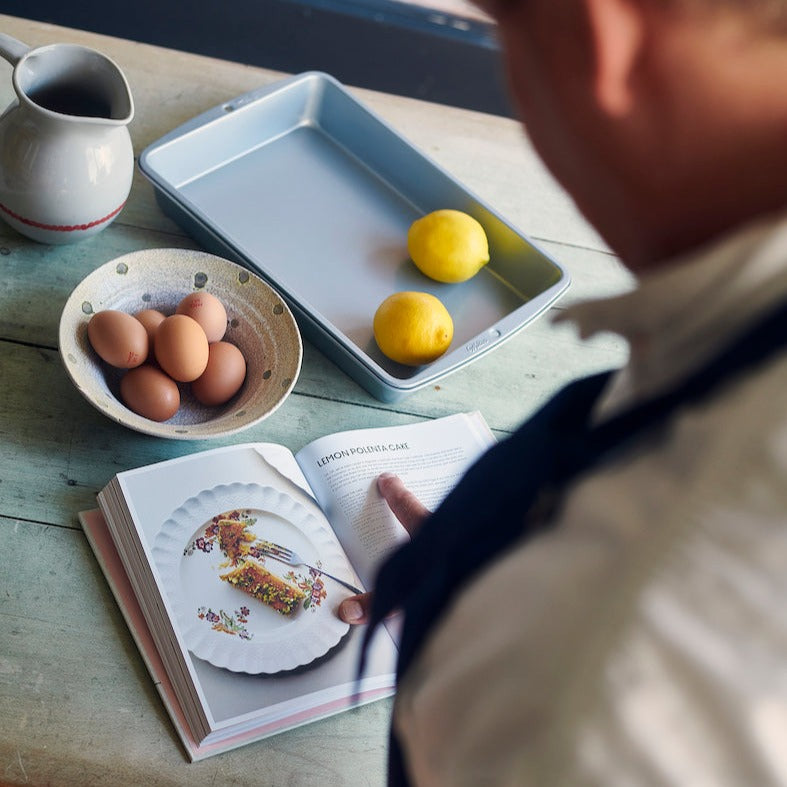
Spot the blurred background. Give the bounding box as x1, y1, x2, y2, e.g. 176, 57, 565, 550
1, 0, 514, 116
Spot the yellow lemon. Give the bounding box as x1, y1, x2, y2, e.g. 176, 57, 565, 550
373, 291, 454, 366
407, 209, 490, 283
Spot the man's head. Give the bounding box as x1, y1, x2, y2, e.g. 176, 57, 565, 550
479, 0, 787, 270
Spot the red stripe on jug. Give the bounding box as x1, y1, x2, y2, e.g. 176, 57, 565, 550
0, 201, 126, 232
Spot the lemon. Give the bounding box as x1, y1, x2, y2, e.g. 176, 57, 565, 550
408, 209, 490, 283
373, 291, 454, 366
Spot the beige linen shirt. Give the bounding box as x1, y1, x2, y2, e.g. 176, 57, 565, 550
393, 211, 787, 786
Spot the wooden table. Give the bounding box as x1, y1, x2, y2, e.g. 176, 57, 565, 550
0, 14, 633, 786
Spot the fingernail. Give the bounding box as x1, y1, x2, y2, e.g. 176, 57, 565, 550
341, 599, 363, 622
377, 472, 396, 491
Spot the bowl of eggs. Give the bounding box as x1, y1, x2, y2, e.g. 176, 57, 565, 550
58, 248, 302, 439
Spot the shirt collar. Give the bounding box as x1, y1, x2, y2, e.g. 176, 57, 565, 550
556, 209, 787, 417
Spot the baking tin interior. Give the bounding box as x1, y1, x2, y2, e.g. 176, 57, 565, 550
140, 72, 569, 400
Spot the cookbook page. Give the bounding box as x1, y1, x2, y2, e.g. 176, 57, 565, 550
109, 443, 395, 736
295, 411, 495, 588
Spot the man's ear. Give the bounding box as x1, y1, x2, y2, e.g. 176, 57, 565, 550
583, 0, 647, 116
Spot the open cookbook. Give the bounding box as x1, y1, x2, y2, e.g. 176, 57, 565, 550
80, 411, 496, 761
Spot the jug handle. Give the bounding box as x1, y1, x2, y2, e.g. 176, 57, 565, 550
0, 34, 30, 66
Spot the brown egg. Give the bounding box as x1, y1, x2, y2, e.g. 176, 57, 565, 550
87, 309, 149, 368
176, 291, 227, 343
134, 309, 166, 350
154, 314, 210, 382
191, 341, 247, 406
120, 365, 180, 421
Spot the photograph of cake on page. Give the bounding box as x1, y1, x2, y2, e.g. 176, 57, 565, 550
82, 411, 495, 760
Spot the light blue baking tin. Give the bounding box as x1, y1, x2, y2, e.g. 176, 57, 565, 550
139, 72, 569, 401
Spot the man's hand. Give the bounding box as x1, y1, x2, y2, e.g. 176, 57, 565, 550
337, 472, 429, 624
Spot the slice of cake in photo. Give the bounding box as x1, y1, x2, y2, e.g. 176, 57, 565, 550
220, 559, 306, 616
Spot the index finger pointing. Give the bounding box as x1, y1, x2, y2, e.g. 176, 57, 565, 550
377, 473, 430, 536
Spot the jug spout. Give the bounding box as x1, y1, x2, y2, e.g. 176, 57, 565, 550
16, 43, 134, 125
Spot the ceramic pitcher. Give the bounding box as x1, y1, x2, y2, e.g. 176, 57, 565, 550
0, 33, 134, 244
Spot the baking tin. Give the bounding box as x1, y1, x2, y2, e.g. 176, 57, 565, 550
139, 72, 569, 401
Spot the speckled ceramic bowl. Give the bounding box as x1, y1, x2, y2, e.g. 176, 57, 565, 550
59, 248, 302, 439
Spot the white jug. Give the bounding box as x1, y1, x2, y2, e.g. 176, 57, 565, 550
0, 33, 134, 244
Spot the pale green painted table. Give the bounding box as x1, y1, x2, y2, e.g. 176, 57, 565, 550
0, 14, 633, 786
